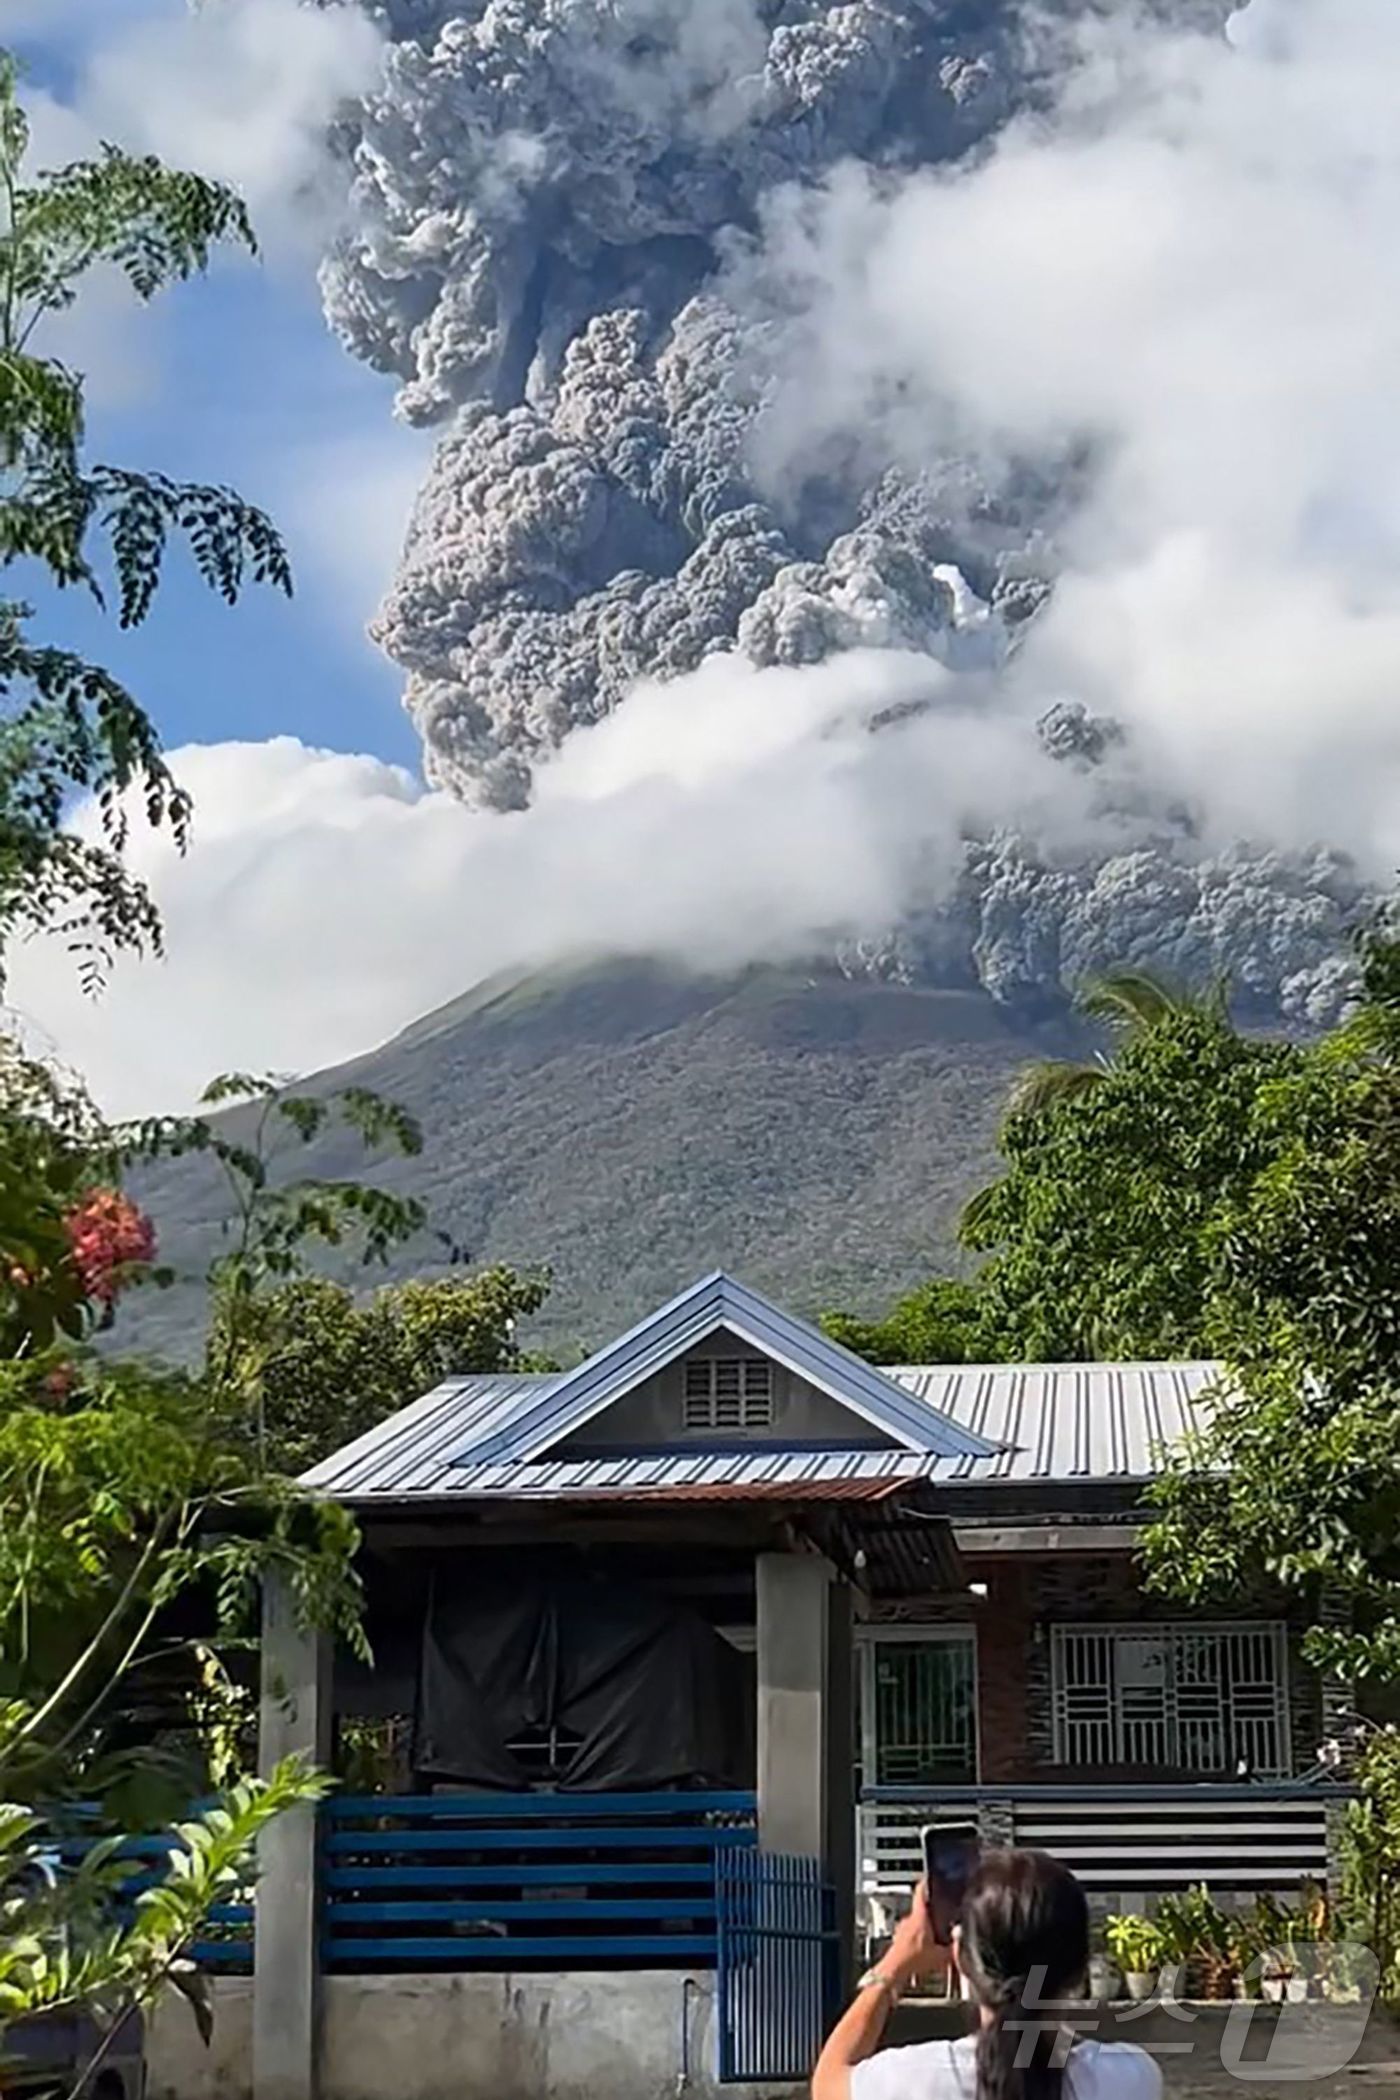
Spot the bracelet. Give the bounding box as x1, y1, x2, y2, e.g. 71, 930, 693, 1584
855, 1968, 903, 2003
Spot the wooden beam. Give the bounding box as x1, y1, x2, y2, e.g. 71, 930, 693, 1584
363, 1512, 780, 1553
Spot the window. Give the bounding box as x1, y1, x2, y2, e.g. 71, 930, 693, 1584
862, 1632, 979, 1786
1051, 1622, 1290, 1777
504, 1722, 584, 1783
682, 1356, 773, 1431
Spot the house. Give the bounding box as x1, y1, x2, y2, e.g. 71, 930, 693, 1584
216, 1273, 1349, 2100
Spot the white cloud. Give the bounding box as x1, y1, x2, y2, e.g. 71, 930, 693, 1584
76, 0, 386, 261
12, 1, 384, 264
8, 653, 1064, 1117
746, 0, 1400, 879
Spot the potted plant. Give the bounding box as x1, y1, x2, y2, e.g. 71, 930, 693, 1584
1229, 1895, 1278, 2001
1104, 1914, 1167, 2000
1156, 1884, 1237, 1999
1285, 1879, 1332, 2000
1086, 1925, 1121, 2004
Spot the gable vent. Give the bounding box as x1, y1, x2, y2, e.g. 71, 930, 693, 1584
683, 1356, 773, 1431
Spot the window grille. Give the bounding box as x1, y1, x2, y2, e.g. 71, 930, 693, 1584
682, 1356, 774, 1431
1051, 1622, 1290, 1776
503, 1723, 584, 1783
864, 1635, 978, 1786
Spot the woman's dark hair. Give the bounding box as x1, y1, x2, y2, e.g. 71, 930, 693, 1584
957, 1849, 1090, 2100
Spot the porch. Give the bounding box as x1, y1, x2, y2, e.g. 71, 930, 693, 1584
251, 1539, 859, 2100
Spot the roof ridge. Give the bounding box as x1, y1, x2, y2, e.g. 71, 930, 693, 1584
449, 1270, 999, 1471
887, 1357, 1226, 1374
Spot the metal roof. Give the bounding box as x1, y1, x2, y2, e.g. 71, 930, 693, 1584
887, 1361, 1222, 1483
455, 1271, 997, 1470
301, 1347, 1225, 1506
448, 1447, 940, 1500
298, 1373, 555, 1498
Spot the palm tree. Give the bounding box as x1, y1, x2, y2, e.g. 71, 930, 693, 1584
959, 968, 1231, 1244
1005, 969, 1229, 1118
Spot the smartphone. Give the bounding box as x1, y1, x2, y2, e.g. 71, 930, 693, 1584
921, 1819, 980, 1942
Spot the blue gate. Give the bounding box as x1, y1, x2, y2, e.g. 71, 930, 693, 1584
715, 1850, 838, 2083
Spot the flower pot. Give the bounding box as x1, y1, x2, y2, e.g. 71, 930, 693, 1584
1194, 1956, 1237, 2001
1088, 1956, 1120, 2002
1285, 1975, 1308, 2003
1261, 1976, 1287, 2004
1124, 1972, 1157, 2002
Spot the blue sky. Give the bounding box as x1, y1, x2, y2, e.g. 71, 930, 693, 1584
8, 0, 421, 769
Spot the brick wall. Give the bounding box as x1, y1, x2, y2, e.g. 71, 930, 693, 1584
877, 1552, 1325, 1785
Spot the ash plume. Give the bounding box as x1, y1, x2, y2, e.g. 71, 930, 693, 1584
319, 0, 1382, 1021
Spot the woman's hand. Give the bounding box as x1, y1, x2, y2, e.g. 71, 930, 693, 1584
811, 1883, 948, 2100
883, 1881, 946, 1988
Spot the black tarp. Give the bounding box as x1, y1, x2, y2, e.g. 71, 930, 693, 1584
413, 1564, 755, 1791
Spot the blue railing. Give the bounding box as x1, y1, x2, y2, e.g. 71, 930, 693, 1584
320, 1790, 757, 1969
51, 1828, 254, 1972
716, 1850, 838, 2084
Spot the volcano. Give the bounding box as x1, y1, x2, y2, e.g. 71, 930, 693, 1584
117, 962, 1086, 1362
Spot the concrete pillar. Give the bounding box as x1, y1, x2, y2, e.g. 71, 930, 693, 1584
757, 1552, 831, 1859
759, 1553, 860, 1957
253, 1569, 331, 2100
756, 1553, 856, 1988
824, 1576, 856, 1999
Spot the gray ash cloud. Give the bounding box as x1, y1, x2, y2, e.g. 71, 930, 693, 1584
319, 0, 1371, 1020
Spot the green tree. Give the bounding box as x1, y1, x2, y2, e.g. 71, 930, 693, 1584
0, 54, 392, 2051
959, 1000, 1296, 1360
0, 1038, 107, 1351
0, 1352, 365, 1803
215, 1266, 552, 1477
0, 54, 290, 988
0, 1057, 425, 2065
821, 1276, 983, 1367
124, 1072, 431, 1460
828, 972, 1249, 1369
991, 970, 1226, 1123
1144, 929, 1400, 1682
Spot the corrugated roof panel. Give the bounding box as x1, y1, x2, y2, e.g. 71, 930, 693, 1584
452, 1448, 934, 1500
884, 1361, 1224, 1484
299, 1373, 557, 1497
597, 1474, 917, 1505
299, 1348, 1227, 1502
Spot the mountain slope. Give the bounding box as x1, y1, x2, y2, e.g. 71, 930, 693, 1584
118, 964, 1085, 1361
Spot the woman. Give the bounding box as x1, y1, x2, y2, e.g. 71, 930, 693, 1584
813, 1850, 1161, 2100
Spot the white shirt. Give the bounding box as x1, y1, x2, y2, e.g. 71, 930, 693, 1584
851, 2036, 1162, 2100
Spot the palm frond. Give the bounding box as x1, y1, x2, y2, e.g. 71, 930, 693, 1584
1004, 1057, 1108, 1120
1077, 969, 1187, 1036
957, 1179, 1000, 1249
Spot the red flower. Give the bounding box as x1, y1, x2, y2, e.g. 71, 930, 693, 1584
64, 1189, 157, 1308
